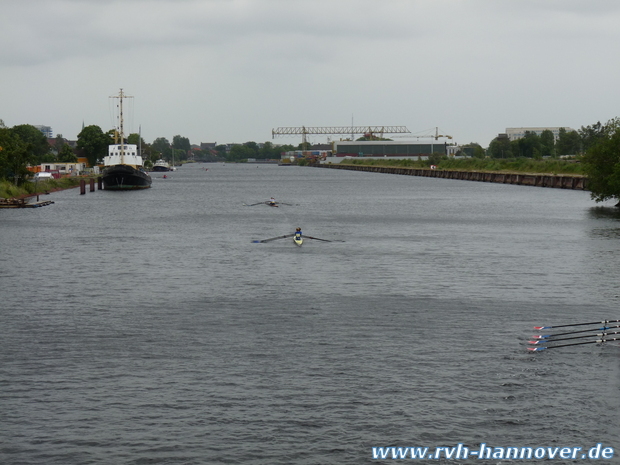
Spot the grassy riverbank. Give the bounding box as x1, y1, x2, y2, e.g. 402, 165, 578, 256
0, 177, 96, 200
344, 157, 584, 175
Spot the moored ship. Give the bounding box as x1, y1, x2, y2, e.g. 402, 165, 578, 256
101, 89, 152, 190
152, 159, 172, 172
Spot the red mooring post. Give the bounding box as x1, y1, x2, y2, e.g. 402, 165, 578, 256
80, 179, 86, 195
89, 178, 95, 192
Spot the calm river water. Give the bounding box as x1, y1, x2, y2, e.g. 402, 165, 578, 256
1, 163, 620, 464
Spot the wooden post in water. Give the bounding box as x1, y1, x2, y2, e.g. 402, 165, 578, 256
80, 179, 86, 195
98, 177, 103, 190
90, 178, 95, 192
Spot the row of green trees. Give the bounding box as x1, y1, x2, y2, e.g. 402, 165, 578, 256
487, 121, 618, 159
224, 141, 298, 161
150, 138, 296, 163
3, 117, 620, 204
79, 126, 299, 165
0, 121, 76, 185
0, 119, 299, 186
486, 118, 620, 204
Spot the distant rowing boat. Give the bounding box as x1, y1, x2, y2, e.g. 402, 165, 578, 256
252, 232, 344, 244
243, 200, 296, 207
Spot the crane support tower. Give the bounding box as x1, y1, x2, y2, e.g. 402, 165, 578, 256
272, 126, 411, 146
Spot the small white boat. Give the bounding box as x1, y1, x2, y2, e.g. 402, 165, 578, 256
152, 159, 172, 172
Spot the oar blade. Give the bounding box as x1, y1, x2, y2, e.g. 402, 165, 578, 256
532, 324, 620, 339
304, 235, 331, 242
304, 235, 345, 243
527, 336, 620, 351
532, 331, 620, 345
533, 320, 620, 330
252, 234, 293, 243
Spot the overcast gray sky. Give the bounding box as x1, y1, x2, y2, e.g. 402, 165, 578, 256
2, 0, 619, 148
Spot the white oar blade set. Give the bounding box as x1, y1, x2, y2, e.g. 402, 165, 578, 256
251, 234, 344, 244
243, 201, 296, 207
528, 320, 620, 352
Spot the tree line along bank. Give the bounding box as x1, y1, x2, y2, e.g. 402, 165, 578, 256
2, 117, 620, 204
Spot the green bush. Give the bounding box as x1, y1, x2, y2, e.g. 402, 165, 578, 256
1, 176, 97, 199
0, 181, 27, 199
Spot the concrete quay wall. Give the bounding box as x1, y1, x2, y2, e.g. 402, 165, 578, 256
315, 164, 587, 190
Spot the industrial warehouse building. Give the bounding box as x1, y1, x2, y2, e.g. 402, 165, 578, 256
333, 140, 450, 157
282, 140, 461, 164
316, 140, 460, 164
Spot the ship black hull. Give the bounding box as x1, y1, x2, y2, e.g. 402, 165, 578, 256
152, 166, 172, 172
102, 165, 152, 190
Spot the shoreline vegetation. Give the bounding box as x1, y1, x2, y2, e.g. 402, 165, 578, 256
340, 157, 584, 176
0, 176, 97, 201
2, 159, 585, 200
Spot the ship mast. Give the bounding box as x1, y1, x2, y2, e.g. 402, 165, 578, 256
119, 89, 125, 164
111, 88, 133, 165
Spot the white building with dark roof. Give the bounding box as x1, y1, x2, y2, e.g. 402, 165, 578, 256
505, 127, 576, 142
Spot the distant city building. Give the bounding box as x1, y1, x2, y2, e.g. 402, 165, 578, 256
505, 127, 576, 142
34, 125, 53, 138
200, 142, 217, 151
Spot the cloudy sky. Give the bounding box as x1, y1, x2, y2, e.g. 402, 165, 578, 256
2, 0, 620, 148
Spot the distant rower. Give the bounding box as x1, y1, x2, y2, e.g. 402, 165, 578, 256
293, 227, 303, 246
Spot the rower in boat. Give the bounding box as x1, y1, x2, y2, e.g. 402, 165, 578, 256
244, 198, 297, 207
293, 227, 303, 246
252, 229, 343, 244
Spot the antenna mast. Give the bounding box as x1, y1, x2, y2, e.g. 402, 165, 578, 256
111, 88, 133, 164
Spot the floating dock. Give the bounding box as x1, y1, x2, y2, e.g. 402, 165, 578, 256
0, 199, 55, 208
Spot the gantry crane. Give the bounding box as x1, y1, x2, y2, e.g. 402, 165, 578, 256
272, 126, 411, 146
